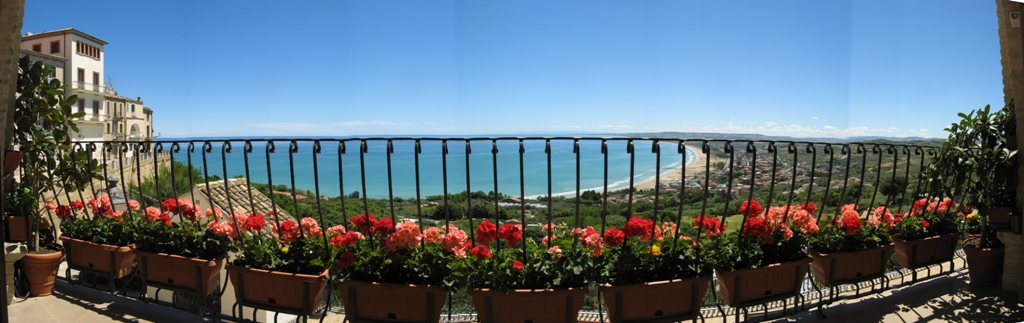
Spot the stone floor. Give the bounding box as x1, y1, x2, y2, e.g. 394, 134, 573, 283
7, 269, 1021, 322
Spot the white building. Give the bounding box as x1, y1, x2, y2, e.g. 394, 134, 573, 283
20, 28, 154, 144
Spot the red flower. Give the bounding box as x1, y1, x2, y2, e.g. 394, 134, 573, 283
331, 231, 363, 248
349, 213, 376, 234
242, 213, 266, 232
739, 199, 763, 217
497, 223, 522, 246
622, 216, 655, 240
742, 216, 770, 238
276, 220, 301, 243
920, 219, 930, 228
371, 217, 395, 235
511, 260, 524, 271
693, 216, 723, 237
603, 227, 625, 247
70, 200, 84, 210
335, 251, 356, 268
161, 198, 178, 213
158, 213, 172, 227
55, 205, 72, 219
471, 245, 492, 260
839, 212, 861, 235
801, 201, 817, 214
475, 220, 498, 245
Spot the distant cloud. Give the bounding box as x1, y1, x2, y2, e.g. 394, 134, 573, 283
809, 116, 820, 120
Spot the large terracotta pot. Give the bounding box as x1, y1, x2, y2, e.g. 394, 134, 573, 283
5, 215, 30, 242
600, 276, 710, 322
963, 245, 1004, 287
226, 264, 329, 315
22, 250, 63, 296
809, 245, 893, 286
893, 233, 957, 269
338, 279, 447, 323
136, 250, 224, 296
60, 236, 135, 278
469, 288, 587, 323
715, 257, 810, 307
3, 151, 22, 176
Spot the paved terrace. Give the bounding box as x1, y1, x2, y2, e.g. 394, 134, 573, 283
9, 258, 1020, 323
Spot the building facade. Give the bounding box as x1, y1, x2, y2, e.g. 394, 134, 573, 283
19, 28, 154, 144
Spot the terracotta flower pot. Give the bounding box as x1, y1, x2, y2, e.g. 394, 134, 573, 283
226, 264, 329, 315
5, 215, 30, 242
60, 236, 135, 278
809, 245, 893, 286
600, 276, 710, 322
22, 250, 63, 296
136, 250, 224, 296
338, 279, 447, 323
893, 233, 958, 269
963, 245, 1004, 287
469, 287, 588, 323
3, 151, 22, 177
715, 257, 810, 307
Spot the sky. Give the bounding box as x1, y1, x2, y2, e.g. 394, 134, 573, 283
23, 0, 1004, 139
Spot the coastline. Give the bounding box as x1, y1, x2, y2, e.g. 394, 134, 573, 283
624, 145, 708, 192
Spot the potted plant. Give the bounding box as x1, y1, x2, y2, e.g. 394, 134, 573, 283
598, 216, 711, 322
333, 214, 463, 323
808, 204, 893, 286
4, 184, 34, 242
11, 56, 100, 296
889, 198, 960, 269
58, 195, 141, 281
706, 199, 815, 307
463, 220, 597, 323
134, 198, 233, 304
962, 210, 1004, 287
226, 214, 332, 315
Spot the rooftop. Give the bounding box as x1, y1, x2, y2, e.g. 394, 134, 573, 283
22, 28, 108, 45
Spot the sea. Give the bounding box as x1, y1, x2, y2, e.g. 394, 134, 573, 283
170, 137, 697, 199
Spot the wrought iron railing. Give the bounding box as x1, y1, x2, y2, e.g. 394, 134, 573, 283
17, 137, 972, 322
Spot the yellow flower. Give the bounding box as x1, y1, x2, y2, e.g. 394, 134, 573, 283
966, 212, 978, 220
384, 258, 393, 265
650, 244, 662, 256
280, 246, 289, 254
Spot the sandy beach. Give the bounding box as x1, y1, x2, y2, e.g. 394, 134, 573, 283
626, 145, 709, 192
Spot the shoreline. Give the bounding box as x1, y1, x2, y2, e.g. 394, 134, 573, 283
621, 144, 708, 192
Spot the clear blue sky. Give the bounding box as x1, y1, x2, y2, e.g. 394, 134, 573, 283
24, 0, 1003, 138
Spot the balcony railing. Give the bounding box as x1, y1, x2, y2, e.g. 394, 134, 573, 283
76, 113, 109, 122
72, 81, 115, 94
13, 137, 978, 322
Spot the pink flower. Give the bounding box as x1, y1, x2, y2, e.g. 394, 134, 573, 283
301, 217, 322, 237
384, 220, 421, 251
441, 225, 469, 258
44, 201, 57, 212
547, 246, 563, 258
423, 227, 443, 244
326, 225, 347, 238
207, 221, 236, 237
127, 200, 140, 211
870, 206, 896, 228
143, 207, 162, 222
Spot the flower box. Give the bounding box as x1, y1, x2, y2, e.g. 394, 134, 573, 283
893, 233, 957, 269
469, 288, 587, 323
809, 245, 893, 286
61, 236, 135, 278
715, 257, 810, 307
226, 264, 329, 315
136, 251, 225, 296
5, 215, 30, 242
600, 276, 710, 322
338, 280, 447, 323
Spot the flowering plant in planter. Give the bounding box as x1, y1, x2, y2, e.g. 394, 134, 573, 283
889, 197, 958, 241
705, 199, 817, 271
229, 213, 332, 274
462, 220, 598, 291
58, 194, 141, 247
133, 198, 233, 259
600, 216, 708, 285
808, 204, 890, 254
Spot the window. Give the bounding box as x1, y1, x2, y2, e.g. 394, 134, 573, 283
50, 41, 60, 54
77, 99, 84, 113
106, 123, 110, 133
92, 101, 99, 115
75, 41, 101, 59
131, 104, 136, 113
146, 126, 150, 136
93, 72, 99, 85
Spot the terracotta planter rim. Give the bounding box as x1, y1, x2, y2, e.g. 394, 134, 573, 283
226, 263, 329, 280
599, 275, 711, 288
809, 244, 894, 257
340, 279, 445, 290
715, 256, 811, 275
135, 249, 225, 264
60, 236, 134, 250
894, 232, 958, 244
469, 287, 589, 294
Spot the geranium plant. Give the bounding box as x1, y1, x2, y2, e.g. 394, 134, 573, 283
889, 197, 959, 241
462, 220, 598, 291
809, 204, 890, 254
133, 198, 233, 260
600, 215, 709, 285
57, 194, 141, 247
706, 199, 817, 271
229, 211, 333, 275
331, 213, 464, 290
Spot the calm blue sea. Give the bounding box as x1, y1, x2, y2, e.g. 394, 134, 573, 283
172, 139, 696, 199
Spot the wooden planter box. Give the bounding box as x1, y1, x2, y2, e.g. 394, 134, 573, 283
469, 288, 587, 323
226, 264, 329, 315
893, 233, 958, 269
5, 215, 30, 242
600, 276, 710, 322
60, 236, 135, 278
338, 280, 447, 323
809, 245, 893, 286
715, 257, 810, 307
963, 245, 1004, 287
136, 250, 225, 296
